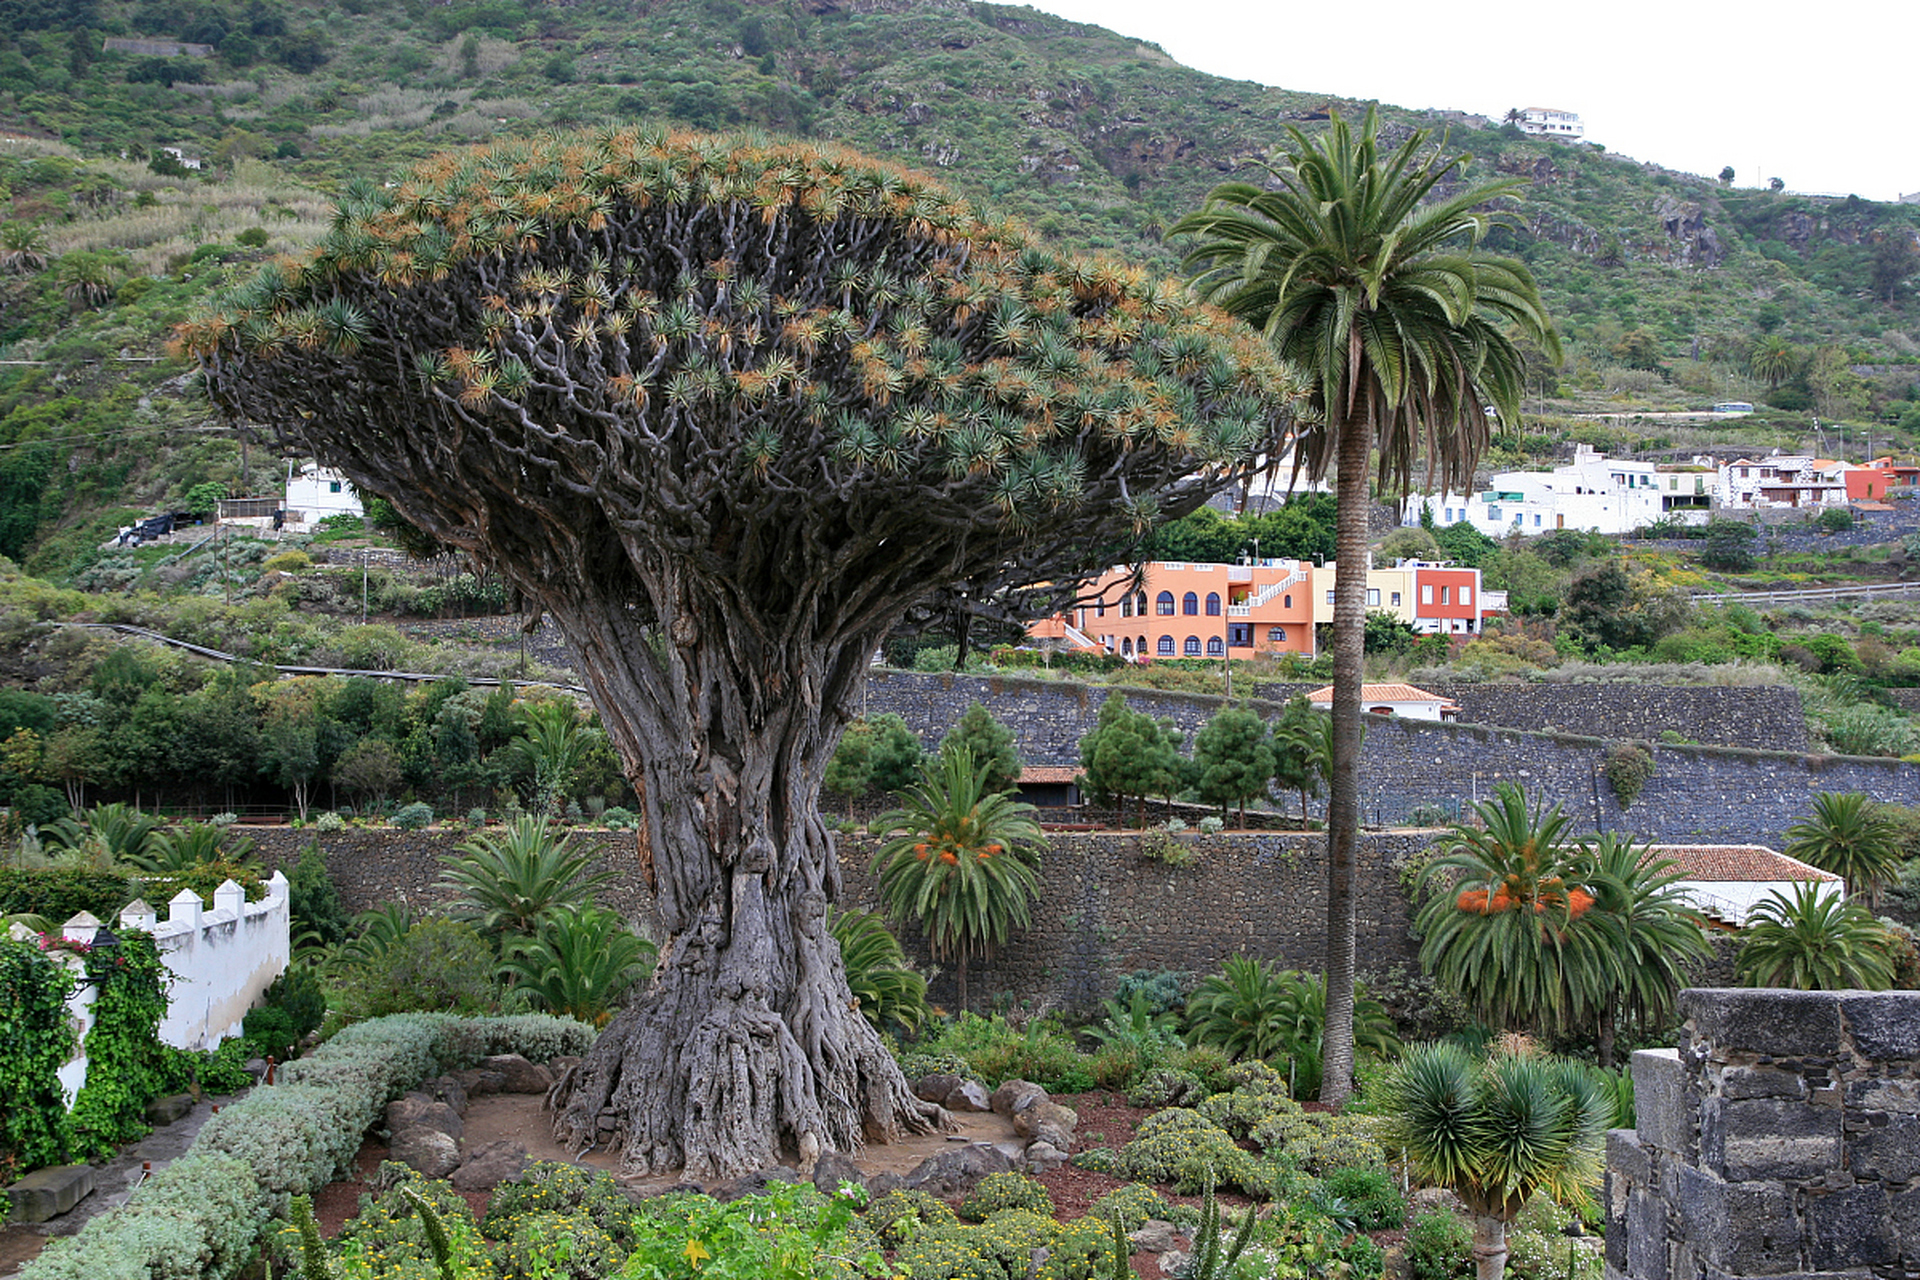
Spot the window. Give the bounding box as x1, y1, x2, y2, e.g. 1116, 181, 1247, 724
1183, 591, 1199, 616
1268, 627, 1286, 643
1157, 636, 1174, 656
1095, 600, 1105, 618
1461, 585, 1472, 606
1390, 592, 1401, 607
329, 480, 343, 493
1228, 623, 1252, 647
1486, 505, 1501, 522
1136, 592, 1148, 616
1367, 588, 1380, 607
1534, 514, 1542, 527
1326, 590, 1336, 605
1441, 586, 1450, 604
1184, 635, 1201, 656
1139, 635, 1147, 654
1421, 584, 1434, 605
1283, 594, 1292, 609
1205, 592, 1221, 616
1206, 637, 1224, 657
1120, 595, 1132, 618
1156, 591, 1175, 616
1121, 637, 1133, 656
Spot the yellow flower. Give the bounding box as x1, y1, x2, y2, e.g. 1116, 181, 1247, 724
684, 1238, 711, 1270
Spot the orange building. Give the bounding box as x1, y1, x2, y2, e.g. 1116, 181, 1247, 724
1026, 560, 1319, 660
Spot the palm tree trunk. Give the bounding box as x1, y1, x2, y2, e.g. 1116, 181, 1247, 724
1321, 406, 1371, 1107
958, 955, 969, 1014
1473, 1214, 1511, 1280
1597, 1004, 1617, 1071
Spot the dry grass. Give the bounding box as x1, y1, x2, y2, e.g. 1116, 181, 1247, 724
41, 160, 330, 275
437, 35, 519, 77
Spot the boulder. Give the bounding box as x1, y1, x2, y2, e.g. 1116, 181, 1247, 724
1159, 1250, 1190, 1278
1130, 1220, 1186, 1254
865, 1172, 905, 1199
419, 1075, 470, 1115
450, 1068, 510, 1097
944, 1080, 993, 1113
479, 1053, 553, 1095
913, 1073, 964, 1104
811, 1150, 867, 1197
1013, 1100, 1078, 1151
989, 1079, 1047, 1120
386, 1096, 462, 1142
145, 1093, 195, 1126
5, 1164, 94, 1223
450, 1140, 531, 1192
1022, 1140, 1070, 1173
711, 1167, 801, 1203
390, 1127, 461, 1179
902, 1142, 1013, 1198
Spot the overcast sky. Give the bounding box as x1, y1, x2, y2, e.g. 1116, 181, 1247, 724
1021, 0, 1913, 203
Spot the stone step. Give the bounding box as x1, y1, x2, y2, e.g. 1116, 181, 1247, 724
7, 1164, 96, 1224
146, 1093, 195, 1126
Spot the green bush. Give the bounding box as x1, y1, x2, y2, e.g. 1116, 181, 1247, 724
482, 1160, 641, 1247
1116, 1108, 1256, 1193
391, 801, 434, 830
1407, 1206, 1472, 1280
894, 1210, 1111, 1280
865, 1188, 959, 1247
21, 1153, 266, 1280
1126, 1066, 1205, 1108
1317, 1164, 1406, 1230
329, 918, 505, 1023
242, 1006, 298, 1060
1088, 1182, 1170, 1232
960, 1172, 1053, 1222
914, 1013, 1094, 1093
1068, 1146, 1121, 1174
318, 1166, 494, 1278
288, 842, 349, 948
1250, 1111, 1388, 1173
494, 1208, 622, 1280
0, 866, 133, 923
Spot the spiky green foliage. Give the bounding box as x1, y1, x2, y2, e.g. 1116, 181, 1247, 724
1173, 108, 1559, 1108
498, 905, 657, 1027
829, 907, 931, 1038
500, 698, 591, 818
1785, 791, 1904, 910
130, 823, 258, 874
1735, 883, 1897, 990
1383, 1044, 1610, 1280
1583, 833, 1709, 1062
870, 747, 1046, 1010
438, 814, 613, 940
1182, 956, 1397, 1094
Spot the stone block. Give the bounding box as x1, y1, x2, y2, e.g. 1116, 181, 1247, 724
6, 1164, 94, 1223
1849, 1113, 1920, 1183
1837, 991, 1920, 1060
1625, 1189, 1668, 1280
1609, 1127, 1652, 1189
1807, 1183, 1894, 1270
1681, 988, 1842, 1058
1844, 1077, 1919, 1115
1632, 1049, 1689, 1154
145, 1092, 195, 1126
1676, 1167, 1800, 1274
1890, 1185, 1920, 1253
1717, 1064, 1806, 1101
1703, 1096, 1841, 1182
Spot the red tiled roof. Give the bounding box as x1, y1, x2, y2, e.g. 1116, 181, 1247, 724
1305, 683, 1450, 704
1650, 845, 1838, 883
1020, 766, 1085, 784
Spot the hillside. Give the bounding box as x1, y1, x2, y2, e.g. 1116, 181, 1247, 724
2, 0, 1919, 577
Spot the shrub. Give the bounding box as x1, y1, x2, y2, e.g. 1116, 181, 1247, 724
960, 1172, 1054, 1222
133, 860, 266, 907
1197, 1080, 1301, 1139
1602, 741, 1656, 808
1127, 1066, 1206, 1108
391, 801, 434, 830
894, 1210, 1110, 1280
261, 550, 312, 574
313, 811, 346, 832
1089, 1182, 1170, 1232
0, 866, 135, 924
495, 1208, 623, 1280
914, 1013, 1093, 1093
321, 1167, 494, 1278
865, 1188, 958, 1247
21, 1153, 265, 1280
329, 918, 505, 1023
1406, 1206, 1472, 1280
288, 843, 349, 948
1117, 1108, 1256, 1193
484, 1161, 642, 1247
1317, 1164, 1406, 1230
600, 805, 634, 828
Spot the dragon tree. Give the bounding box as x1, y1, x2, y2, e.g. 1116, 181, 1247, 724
186, 128, 1307, 1180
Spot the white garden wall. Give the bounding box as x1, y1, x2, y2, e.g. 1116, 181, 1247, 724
118, 871, 291, 1051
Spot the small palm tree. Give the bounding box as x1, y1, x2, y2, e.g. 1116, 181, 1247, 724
1748, 335, 1799, 388
829, 907, 931, 1038
869, 746, 1046, 1012
129, 822, 258, 874
79, 802, 167, 866
1583, 833, 1710, 1068
1184, 956, 1397, 1094
439, 814, 613, 939
0, 221, 48, 274
499, 906, 656, 1026
1784, 792, 1903, 910
501, 699, 590, 817
1384, 1043, 1610, 1280
1415, 784, 1618, 1038
1735, 883, 1896, 990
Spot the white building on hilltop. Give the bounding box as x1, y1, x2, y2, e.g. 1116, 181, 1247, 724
283, 463, 363, 527
1517, 108, 1584, 141
1403, 445, 1715, 537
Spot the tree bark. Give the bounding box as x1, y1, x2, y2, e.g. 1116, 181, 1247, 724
547, 591, 945, 1180
1320, 405, 1371, 1107
1473, 1214, 1511, 1280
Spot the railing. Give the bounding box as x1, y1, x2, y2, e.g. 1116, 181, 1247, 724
1690, 580, 1920, 605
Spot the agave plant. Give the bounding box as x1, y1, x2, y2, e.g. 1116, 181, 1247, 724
1735, 882, 1896, 990
498, 906, 656, 1027
869, 746, 1046, 1012
439, 814, 613, 939
829, 907, 930, 1038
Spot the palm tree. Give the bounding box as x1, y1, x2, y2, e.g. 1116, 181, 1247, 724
1736, 883, 1896, 990
868, 746, 1046, 1012
828, 908, 931, 1038
1784, 791, 1903, 910
1384, 1043, 1610, 1280
438, 814, 614, 940
1174, 109, 1559, 1104
1583, 834, 1710, 1068
501, 699, 590, 817
1183, 956, 1398, 1097
1748, 335, 1799, 389
499, 905, 656, 1026
1414, 784, 1618, 1039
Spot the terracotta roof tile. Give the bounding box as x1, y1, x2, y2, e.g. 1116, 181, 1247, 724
1305, 683, 1450, 704
1650, 845, 1838, 883
1019, 766, 1084, 784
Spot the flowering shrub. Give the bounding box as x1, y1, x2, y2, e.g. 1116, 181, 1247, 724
1088, 1183, 1170, 1232
620, 1181, 885, 1280
893, 1210, 1111, 1280
482, 1161, 640, 1248
1126, 1066, 1206, 1108
863, 1188, 957, 1247
313, 812, 347, 832
1116, 1108, 1256, 1193
959, 1172, 1054, 1222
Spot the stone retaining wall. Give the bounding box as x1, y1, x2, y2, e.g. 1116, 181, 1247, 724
1608, 988, 1920, 1280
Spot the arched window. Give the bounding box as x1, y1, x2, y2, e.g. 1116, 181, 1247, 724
1095, 599, 1105, 617
1283, 594, 1292, 609
1182, 591, 1199, 616
1157, 636, 1174, 655
1156, 591, 1175, 615
1121, 637, 1133, 656
1183, 635, 1201, 656
1268, 627, 1286, 643
1138, 634, 1147, 654
1205, 592, 1221, 616
1135, 592, 1148, 616
1207, 637, 1224, 657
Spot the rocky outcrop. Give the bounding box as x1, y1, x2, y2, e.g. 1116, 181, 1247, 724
1653, 195, 1725, 267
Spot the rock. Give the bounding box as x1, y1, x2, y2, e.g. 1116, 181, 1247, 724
944, 1080, 993, 1113
990, 1079, 1047, 1120
902, 1142, 1013, 1198
866, 1172, 905, 1198
480, 1053, 554, 1095
1410, 1187, 1464, 1214
244, 1057, 268, 1081
390, 1127, 461, 1179
1159, 1250, 1190, 1277
145, 1093, 194, 1126
450, 1068, 510, 1097
450, 1140, 530, 1191
5, 1164, 95, 1223
811, 1150, 867, 1197
711, 1168, 801, 1203
1130, 1220, 1186, 1254
913, 1073, 963, 1103
387, 1096, 462, 1142
419, 1075, 470, 1115
1023, 1141, 1070, 1173
1013, 1100, 1078, 1151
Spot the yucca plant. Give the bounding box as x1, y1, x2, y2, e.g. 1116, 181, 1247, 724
439, 814, 613, 940
870, 746, 1046, 1012
1735, 882, 1896, 990
499, 906, 656, 1027
336, 902, 417, 968
829, 908, 930, 1038
1383, 1043, 1609, 1280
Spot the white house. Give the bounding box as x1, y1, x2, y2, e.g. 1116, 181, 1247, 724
1649, 844, 1842, 926
1717, 455, 1849, 509
1403, 445, 1713, 537
1305, 682, 1459, 721
284, 463, 364, 526
1517, 108, 1584, 141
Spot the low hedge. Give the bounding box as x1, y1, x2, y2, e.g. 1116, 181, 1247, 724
21, 1012, 593, 1280
0, 866, 135, 924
